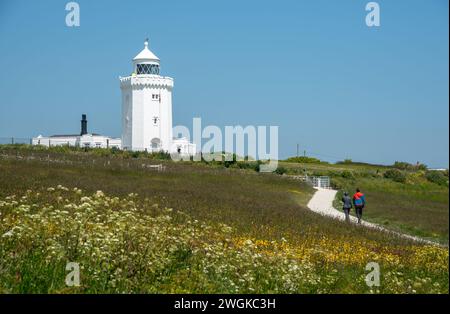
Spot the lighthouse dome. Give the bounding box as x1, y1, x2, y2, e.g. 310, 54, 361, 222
132, 39, 160, 75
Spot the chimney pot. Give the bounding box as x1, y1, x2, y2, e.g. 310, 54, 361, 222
81, 114, 88, 135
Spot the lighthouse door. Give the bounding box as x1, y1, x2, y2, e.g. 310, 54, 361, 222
151, 138, 161, 152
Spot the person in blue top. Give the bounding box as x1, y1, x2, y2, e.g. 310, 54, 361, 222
341, 192, 352, 223
352, 188, 366, 224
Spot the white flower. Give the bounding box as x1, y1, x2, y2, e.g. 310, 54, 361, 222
2, 230, 14, 237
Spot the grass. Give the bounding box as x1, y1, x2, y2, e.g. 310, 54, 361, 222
332, 177, 449, 244
279, 160, 449, 244
0, 146, 448, 293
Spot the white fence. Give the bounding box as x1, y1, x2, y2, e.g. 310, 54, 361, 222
291, 175, 331, 189
309, 176, 331, 189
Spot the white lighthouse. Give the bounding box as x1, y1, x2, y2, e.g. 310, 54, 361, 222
120, 40, 194, 154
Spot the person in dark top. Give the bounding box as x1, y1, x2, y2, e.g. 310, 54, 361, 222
341, 191, 352, 223
352, 188, 366, 224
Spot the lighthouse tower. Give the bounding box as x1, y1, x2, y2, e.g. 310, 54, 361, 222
120, 39, 173, 152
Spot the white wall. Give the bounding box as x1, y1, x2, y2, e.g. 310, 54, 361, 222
120, 75, 174, 152
172, 138, 196, 155
121, 90, 133, 150
32, 135, 121, 149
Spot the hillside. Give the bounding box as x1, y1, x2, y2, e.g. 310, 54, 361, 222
279, 160, 449, 244
0, 145, 448, 293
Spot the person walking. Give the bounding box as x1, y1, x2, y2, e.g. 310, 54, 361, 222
341, 192, 352, 223
353, 188, 366, 224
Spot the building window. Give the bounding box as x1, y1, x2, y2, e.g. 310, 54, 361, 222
152, 116, 159, 125
152, 94, 159, 100
136, 64, 159, 75
151, 138, 161, 152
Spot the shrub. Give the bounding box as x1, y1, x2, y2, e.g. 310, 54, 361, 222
383, 169, 407, 183
425, 171, 449, 187
393, 161, 428, 171
91, 148, 111, 157
326, 170, 340, 178
417, 163, 428, 171
341, 170, 354, 179
275, 166, 287, 175
149, 151, 172, 160
237, 161, 260, 172
393, 161, 411, 170
200, 152, 237, 168
285, 156, 326, 164
131, 151, 141, 158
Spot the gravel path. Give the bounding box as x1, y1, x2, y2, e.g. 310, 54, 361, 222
306, 188, 438, 245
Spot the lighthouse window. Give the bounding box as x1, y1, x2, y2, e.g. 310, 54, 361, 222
151, 138, 161, 151
152, 94, 159, 100
136, 64, 159, 75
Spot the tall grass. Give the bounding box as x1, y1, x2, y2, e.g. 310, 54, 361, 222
0, 147, 448, 293
0, 188, 447, 293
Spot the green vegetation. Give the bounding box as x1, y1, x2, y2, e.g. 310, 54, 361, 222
0, 146, 448, 293
393, 161, 428, 171
285, 156, 327, 164
279, 158, 449, 244
383, 169, 407, 183
426, 170, 449, 187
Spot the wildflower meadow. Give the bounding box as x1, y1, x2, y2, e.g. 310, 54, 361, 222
0, 186, 447, 293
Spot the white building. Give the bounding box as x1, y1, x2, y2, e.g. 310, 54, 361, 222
120, 40, 195, 155
33, 40, 194, 155
32, 115, 121, 149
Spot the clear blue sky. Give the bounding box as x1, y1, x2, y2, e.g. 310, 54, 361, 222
0, 0, 448, 167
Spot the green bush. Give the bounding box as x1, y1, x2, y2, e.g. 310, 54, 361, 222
91, 148, 112, 157
393, 161, 428, 171
383, 169, 407, 183
237, 161, 260, 172
275, 166, 287, 175
149, 151, 172, 160
417, 164, 428, 171
326, 170, 340, 177
393, 161, 411, 170
425, 171, 449, 187
341, 170, 354, 179
131, 151, 141, 158
311, 171, 327, 177
285, 156, 326, 164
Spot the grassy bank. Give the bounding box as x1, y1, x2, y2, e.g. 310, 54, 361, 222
332, 177, 449, 244
280, 160, 449, 244
0, 146, 448, 293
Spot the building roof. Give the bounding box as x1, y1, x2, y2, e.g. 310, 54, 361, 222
50, 133, 101, 138
49, 134, 80, 138
133, 39, 160, 61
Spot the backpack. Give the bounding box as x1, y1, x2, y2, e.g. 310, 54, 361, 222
353, 192, 365, 206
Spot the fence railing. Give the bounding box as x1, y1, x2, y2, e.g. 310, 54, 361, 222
0, 137, 32, 145
0, 147, 168, 173
288, 175, 332, 189
308, 176, 331, 189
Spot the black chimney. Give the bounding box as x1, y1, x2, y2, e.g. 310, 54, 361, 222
81, 114, 88, 135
